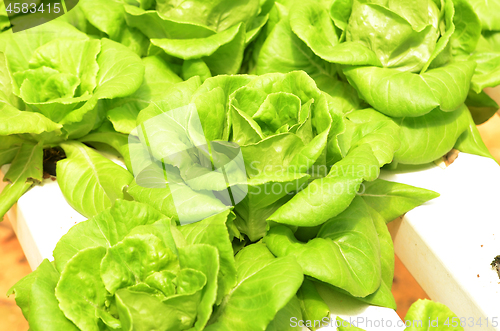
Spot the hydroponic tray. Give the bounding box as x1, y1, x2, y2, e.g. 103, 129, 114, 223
383, 153, 500, 331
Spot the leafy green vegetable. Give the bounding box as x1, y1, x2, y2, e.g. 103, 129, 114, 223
10, 201, 308, 331
5, 2, 499, 330
0, 20, 183, 221
0, 141, 43, 220
123, 0, 271, 76
56, 141, 134, 218
404, 299, 464, 330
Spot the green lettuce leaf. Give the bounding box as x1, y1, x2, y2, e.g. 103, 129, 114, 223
265, 197, 381, 298
0, 141, 43, 220
205, 243, 303, 331
56, 141, 134, 218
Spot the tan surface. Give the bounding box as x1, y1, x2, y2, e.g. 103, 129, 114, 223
478, 113, 500, 163
392, 255, 430, 319
0, 217, 30, 331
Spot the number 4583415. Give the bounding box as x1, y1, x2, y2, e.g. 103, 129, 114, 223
443, 317, 498, 327
5, 2, 61, 14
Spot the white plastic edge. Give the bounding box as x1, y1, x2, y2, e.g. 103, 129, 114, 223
382, 153, 500, 331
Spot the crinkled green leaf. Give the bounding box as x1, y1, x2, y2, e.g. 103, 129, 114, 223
467, 0, 500, 31
266, 197, 381, 297
346, 1, 439, 72
156, 0, 260, 32
344, 61, 476, 117
205, 244, 303, 331
101, 234, 178, 294
55, 246, 108, 331
53, 200, 168, 272
178, 210, 237, 304
60, 38, 145, 138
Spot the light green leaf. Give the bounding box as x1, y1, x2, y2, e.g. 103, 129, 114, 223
124, 5, 215, 39
467, 0, 500, 31
179, 210, 237, 304
206, 244, 303, 331
340, 108, 401, 166
127, 163, 229, 223
269, 142, 379, 227
337, 317, 366, 330
359, 179, 439, 223
392, 104, 469, 164
79, 130, 132, 171
56, 141, 134, 218
53, 200, 168, 272
26, 260, 79, 331
101, 234, 178, 294
297, 279, 329, 331
450, 0, 481, 56
454, 110, 496, 161
0, 104, 62, 136
55, 246, 108, 331
465, 90, 499, 125
151, 23, 246, 75
178, 244, 220, 330
0, 141, 43, 221
0, 146, 20, 168
265, 197, 381, 297
156, 0, 260, 32
107, 55, 183, 118
344, 61, 476, 117
265, 296, 303, 331
404, 299, 463, 330
254, 18, 337, 82
470, 52, 500, 93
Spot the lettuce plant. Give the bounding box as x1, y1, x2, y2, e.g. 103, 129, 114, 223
0, 21, 183, 220
8, 200, 306, 331
10, 198, 446, 330
126, 70, 440, 306
461, 0, 500, 124
115, 0, 272, 79
128, 71, 412, 241
252, 0, 495, 164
